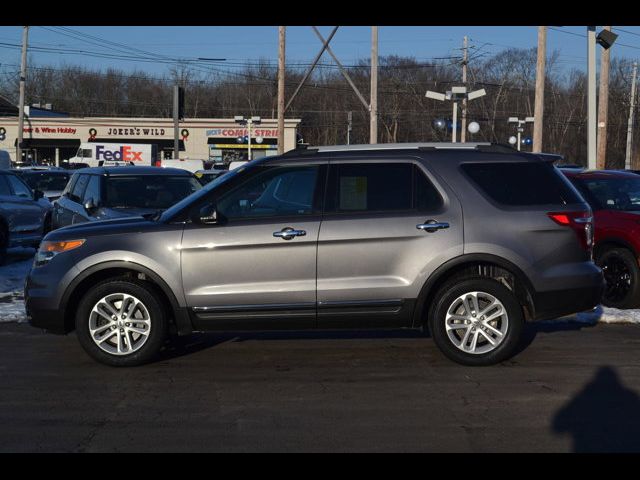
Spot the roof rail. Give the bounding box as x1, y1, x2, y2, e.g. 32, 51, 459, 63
281, 142, 526, 156
314, 142, 493, 152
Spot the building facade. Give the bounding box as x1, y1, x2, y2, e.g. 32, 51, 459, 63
0, 116, 301, 165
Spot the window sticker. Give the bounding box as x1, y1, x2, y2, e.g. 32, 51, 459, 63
339, 176, 367, 210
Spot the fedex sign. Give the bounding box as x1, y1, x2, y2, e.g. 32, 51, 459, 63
96, 145, 144, 162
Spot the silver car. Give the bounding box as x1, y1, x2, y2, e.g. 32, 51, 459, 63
0, 170, 52, 263
25, 143, 604, 367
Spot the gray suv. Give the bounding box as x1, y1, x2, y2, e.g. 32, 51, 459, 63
25, 143, 604, 367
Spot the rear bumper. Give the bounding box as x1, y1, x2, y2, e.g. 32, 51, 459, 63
532, 278, 605, 321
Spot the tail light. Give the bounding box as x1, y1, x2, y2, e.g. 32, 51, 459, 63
547, 211, 594, 255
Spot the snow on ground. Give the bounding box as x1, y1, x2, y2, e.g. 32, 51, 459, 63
0, 248, 639, 326
0, 248, 35, 324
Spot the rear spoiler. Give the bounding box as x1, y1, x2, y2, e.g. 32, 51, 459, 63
535, 153, 564, 163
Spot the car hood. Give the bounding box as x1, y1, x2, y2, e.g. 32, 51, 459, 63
46, 215, 166, 240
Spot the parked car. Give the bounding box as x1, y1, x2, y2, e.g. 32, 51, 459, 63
562, 168, 640, 308
26, 143, 603, 367
194, 169, 228, 186
51, 166, 202, 229
14, 167, 71, 202
0, 170, 52, 263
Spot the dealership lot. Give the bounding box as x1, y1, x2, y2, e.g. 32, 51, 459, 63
1, 320, 640, 452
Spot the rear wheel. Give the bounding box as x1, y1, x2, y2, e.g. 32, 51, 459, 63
597, 247, 640, 309
429, 277, 525, 366
75, 278, 168, 367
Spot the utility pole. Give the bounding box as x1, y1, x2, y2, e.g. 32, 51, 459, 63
587, 26, 597, 169
277, 26, 286, 154
626, 62, 638, 170
370, 26, 378, 144
460, 36, 469, 143
347, 111, 353, 145
597, 26, 612, 169
16, 26, 29, 163
533, 26, 547, 153
173, 85, 180, 159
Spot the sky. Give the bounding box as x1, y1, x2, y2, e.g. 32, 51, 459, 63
1, 26, 640, 80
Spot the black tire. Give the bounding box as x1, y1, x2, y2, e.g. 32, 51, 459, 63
75, 277, 169, 367
0, 223, 7, 266
428, 277, 525, 366
596, 247, 640, 309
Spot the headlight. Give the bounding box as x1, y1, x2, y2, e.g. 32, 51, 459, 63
35, 239, 85, 267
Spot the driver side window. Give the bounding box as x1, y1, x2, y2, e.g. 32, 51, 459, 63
216, 165, 320, 220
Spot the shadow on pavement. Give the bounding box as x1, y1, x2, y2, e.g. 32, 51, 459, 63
552, 366, 640, 452
157, 318, 599, 363
157, 328, 429, 361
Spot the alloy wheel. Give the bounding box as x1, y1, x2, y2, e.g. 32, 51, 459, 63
445, 291, 509, 355
601, 255, 632, 304
88, 293, 151, 355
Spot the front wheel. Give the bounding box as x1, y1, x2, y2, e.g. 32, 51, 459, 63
75, 278, 168, 367
429, 277, 525, 366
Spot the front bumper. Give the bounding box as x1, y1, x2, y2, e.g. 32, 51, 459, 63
24, 257, 80, 335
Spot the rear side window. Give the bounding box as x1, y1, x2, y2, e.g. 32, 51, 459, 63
326, 163, 442, 213
461, 162, 582, 206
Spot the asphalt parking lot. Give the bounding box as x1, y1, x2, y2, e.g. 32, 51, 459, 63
1, 320, 640, 452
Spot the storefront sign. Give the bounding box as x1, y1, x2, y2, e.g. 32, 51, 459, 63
106, 127, 166, 136
23, 127, 77, 134
209, 143, 275, 149
206, 128, 278, 137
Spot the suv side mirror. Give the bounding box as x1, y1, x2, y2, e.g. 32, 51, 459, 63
193, 204, 219, 225
84, 197, 98, 213
33, 189, 44, 200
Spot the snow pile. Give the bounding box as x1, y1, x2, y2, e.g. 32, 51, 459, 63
0, 248, 35, 324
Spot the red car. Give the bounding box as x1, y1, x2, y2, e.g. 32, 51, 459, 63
562, 168, 640, 308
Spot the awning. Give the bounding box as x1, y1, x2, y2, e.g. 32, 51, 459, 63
15, 138, 81, 148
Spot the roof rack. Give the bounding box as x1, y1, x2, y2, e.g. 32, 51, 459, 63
282, 142, 519, 155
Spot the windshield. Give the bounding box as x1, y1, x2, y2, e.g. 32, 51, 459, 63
22, 172, 70, 191
104, 175, 201, 209
574, 176, 640, 211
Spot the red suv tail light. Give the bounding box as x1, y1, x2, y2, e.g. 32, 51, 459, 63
547, 211, 594, 254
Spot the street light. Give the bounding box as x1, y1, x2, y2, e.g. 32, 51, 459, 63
587, 26, 618, 169
234, 115, 261, 161
508, 116, 535, 151
426, 86, 486, 142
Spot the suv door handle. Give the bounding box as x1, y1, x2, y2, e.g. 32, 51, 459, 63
417, 220, 450, 233
273, 227, 307, 240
